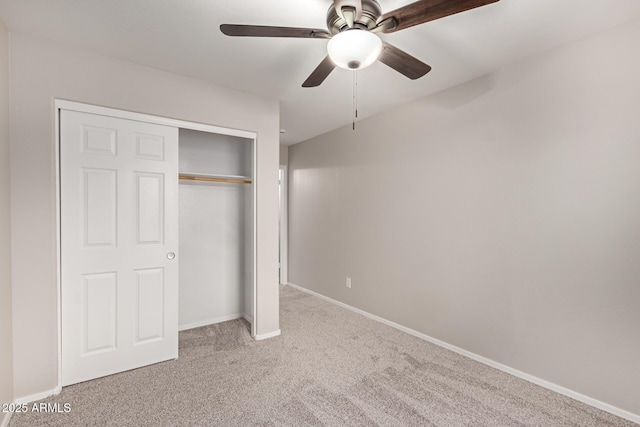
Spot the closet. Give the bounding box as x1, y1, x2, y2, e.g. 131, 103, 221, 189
59, 102, 256, 386
178, 129, 255, 332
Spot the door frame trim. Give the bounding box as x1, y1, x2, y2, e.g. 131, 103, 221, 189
279, 165, 288, 285
55, 99, 258, 390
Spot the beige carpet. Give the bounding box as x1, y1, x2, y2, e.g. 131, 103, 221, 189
10, 285, 636, 426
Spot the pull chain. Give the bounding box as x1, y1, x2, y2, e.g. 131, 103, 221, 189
352, 69, 358, 130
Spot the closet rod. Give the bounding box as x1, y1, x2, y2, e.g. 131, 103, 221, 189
179, 174, 252, 185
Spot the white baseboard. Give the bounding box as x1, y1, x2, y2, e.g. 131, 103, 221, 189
178, 313, 244, 331
3, 387, 62, 426
1, 412, 12, 427
13, 386, 62, 405
287, 282, 640, 425
254, 329, 281, 341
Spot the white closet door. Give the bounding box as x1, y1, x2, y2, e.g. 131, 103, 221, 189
60, 109, 179, 386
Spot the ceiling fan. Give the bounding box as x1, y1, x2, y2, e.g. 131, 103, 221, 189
221, 0, 499, 87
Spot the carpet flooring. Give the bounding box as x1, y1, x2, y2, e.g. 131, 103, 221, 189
10, 285, 637, 426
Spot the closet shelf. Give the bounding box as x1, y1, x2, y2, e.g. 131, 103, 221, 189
179, 172, 252, 185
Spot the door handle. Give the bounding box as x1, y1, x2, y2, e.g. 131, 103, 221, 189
167, 252, 176, 260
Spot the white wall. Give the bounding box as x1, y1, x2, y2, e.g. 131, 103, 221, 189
0, 17, 14, 424
288, 19, 640, 417
9, 33, 280, 400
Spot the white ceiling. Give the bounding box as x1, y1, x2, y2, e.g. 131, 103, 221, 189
1, 0, 640, 145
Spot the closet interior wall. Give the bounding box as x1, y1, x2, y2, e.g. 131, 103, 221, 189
178, 128, 254, 330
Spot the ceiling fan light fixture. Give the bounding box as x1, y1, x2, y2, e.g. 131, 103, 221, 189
327, 29, 382, 70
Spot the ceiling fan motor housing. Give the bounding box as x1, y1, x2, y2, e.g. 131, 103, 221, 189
327, 0, 383, 34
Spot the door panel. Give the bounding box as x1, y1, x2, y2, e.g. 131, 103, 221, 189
61, 109, 179, 386
135, 134, 165, 160
83, 168, 117, 247
82, 126, 117, 155
83, 272, 118, 354
135, 173, 164, 244
135, 268, 165, 343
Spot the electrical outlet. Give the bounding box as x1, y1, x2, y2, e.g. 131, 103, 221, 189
346, 277, 352, 288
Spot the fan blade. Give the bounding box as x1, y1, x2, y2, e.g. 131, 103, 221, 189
302, 56, 336, 87
377, 0, 499, 33
378, 42, 431, 80
220, 24, 331, 39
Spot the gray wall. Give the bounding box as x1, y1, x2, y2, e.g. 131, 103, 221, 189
9, 33, 280, 400
288, 19, 640, 416
279, 144, 289, 165
0, 17, 14, 421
